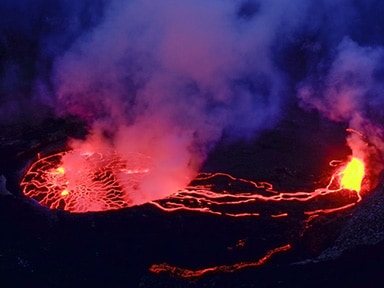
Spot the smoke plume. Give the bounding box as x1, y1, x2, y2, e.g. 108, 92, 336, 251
298, 37, 384, 184
53, 0, 303, 204
1, 1, 384, 202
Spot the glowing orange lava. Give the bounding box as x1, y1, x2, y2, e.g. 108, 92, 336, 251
148, 157, 366, 278
339, 157, 365, 192
20, 150, 152, 213
149, 244, 291, 278
20, 152, 367, 278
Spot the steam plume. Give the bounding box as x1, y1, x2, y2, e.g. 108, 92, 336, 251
53, 0, 302, 204
1, 1, 384, 201
298, 38, 384, 183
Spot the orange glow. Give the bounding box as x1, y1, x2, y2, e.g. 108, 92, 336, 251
20, 150, 152, 213
151, 169, 362, 218
339, 157, 365, 192
150, 244, 291, 278
20, 151, 371, 277
147, 157, 368, 277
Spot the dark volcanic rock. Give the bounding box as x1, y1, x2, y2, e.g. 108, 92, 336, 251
1, 113, 384, 288
318, 178, 384, 261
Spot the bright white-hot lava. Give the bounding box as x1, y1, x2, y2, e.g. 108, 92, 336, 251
339, 157, 365, 192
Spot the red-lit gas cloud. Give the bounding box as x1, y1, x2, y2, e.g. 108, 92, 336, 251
1, 0, 383, 223
46, 1, 383, 204
53, 0, 293, 204
298, 38, 384, 186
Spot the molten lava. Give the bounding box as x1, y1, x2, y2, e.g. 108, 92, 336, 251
148, 157, 367, 278
149, 244, 292, 278
339, 157, 365, 192
20, 152, 368, 278
20, 150, 152, 213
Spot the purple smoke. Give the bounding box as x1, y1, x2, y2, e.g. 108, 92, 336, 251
1, 0, 384, 202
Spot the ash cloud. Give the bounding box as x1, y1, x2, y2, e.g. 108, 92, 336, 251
2, 1, 384, 202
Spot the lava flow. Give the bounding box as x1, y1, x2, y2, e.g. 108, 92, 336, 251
150, 156, 365, 218
147, 156, 366, 278
20, 151, 367, 278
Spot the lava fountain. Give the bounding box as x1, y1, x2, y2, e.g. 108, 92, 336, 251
339, 157, 365, 192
